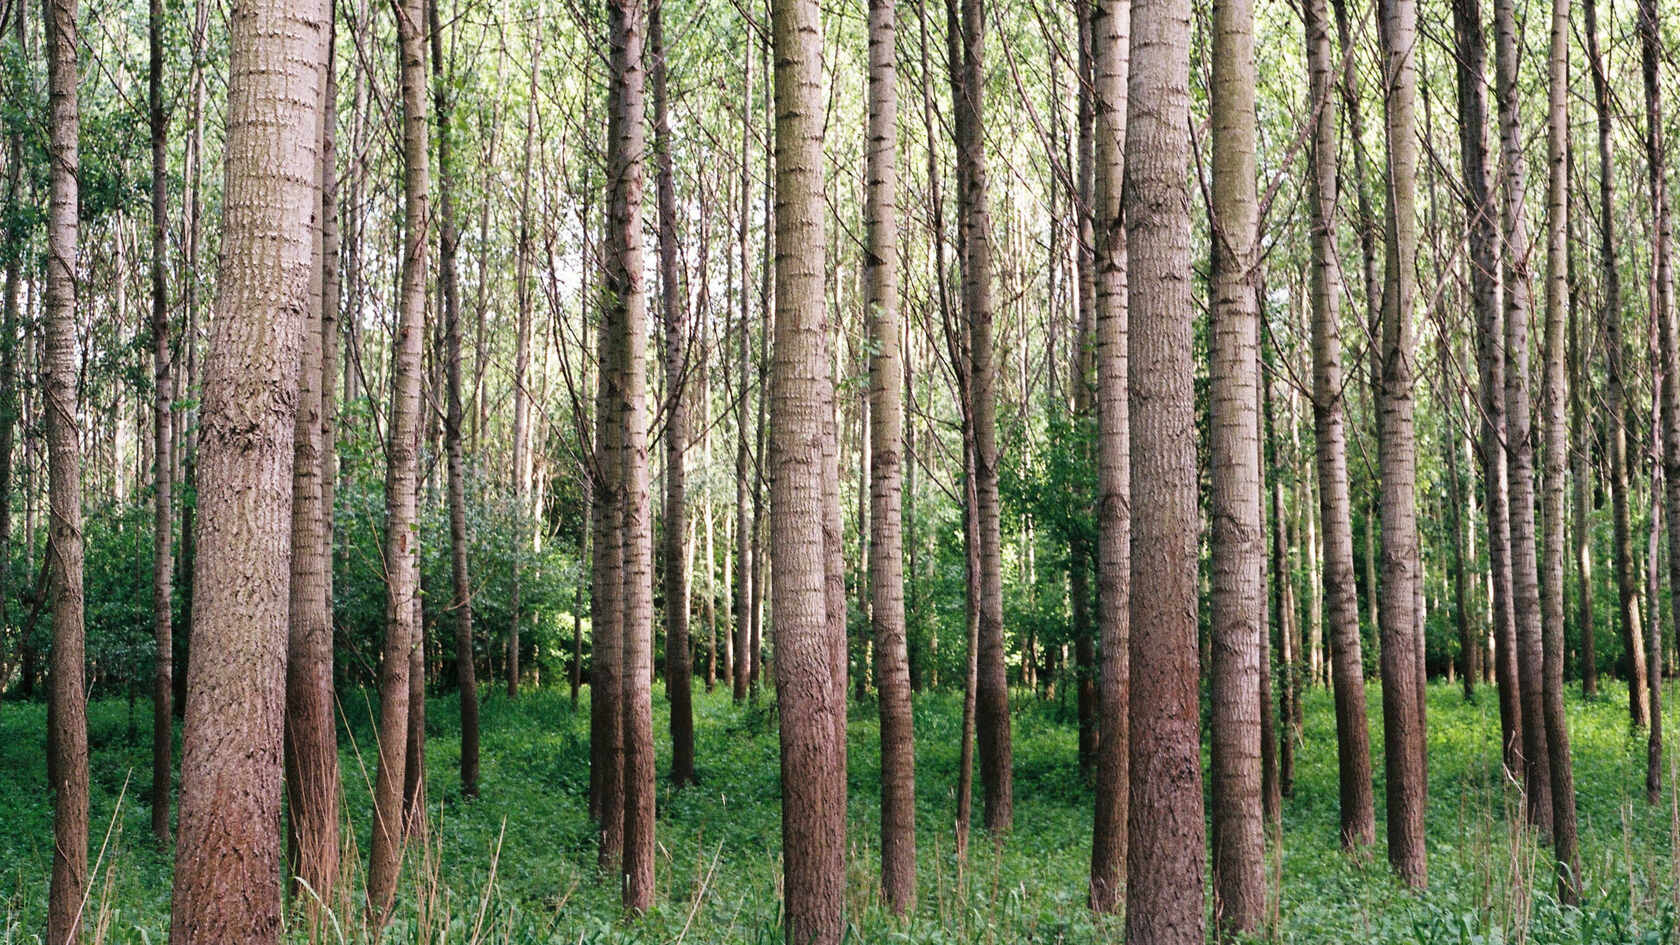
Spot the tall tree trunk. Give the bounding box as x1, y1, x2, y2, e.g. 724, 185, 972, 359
1640, 0, 1673, 805
1071, 0, 1097, 778
508, 29, 540, 700
1305, 0, 1375, 850
0, 0, 23, 715
147, 0, 174, 846
283, 7, 342, 909
1208, 0, 1266, 923
1584, 0, 1646, 734
1124, 0, 1205, 930
770, 0, 847, 936
365, 0, 429, 923
43, 0, 90, 938
949, 0, 1013, 835
168, 0, 328, 939
603, 0, 656, 913
1493, 0, 1554, 835
1539, 0, 1580, 895
430, 0, 478, 800
1570, 195, 1596, 699
733, 34, 754, 704
1087, 0, 1130, 911
864, 0, 917, 913
651, 0, 694, 789
1376, 0, 1428, 887
1266, 368, 1294, 809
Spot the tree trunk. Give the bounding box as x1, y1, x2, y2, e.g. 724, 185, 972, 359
1304, 0, 1376, 850
1376, 0, 1427, 887
1640, 0, 1672, 805
0, 0, 22, 716
365, 0, 428, 923
147, 0, 174, 846
770, 0, 847, 936
1586, 0, 1647, 732
43, 0, 90, 939
1539, 0, 1580, 896
508, 29, 540, 700
1493, 0, 1553, 835
403, 595, 426, 832
168, 0, 328, 939
1071, 0, 1097, 778
734, 34, 754, 704
1124, 0, 1206, 931
430, 0, 478, 801
651, 0, 694, 789
864, 0, 917, 913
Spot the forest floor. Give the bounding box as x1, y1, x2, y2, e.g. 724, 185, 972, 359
2, 678, 1676, 943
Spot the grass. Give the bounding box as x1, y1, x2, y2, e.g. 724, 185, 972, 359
1, 678, 1676, 943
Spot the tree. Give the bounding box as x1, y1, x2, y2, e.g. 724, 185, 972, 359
1125, 0, 1206, 932
1303, 0, 1376, 853
770, 0, 847, 937
1208, 0, 1266, 922
1493, 0, 1552, 834
366, 0, 429, 922
431, 0, 479, 800
44, 0, 90, 939
1087, 0, 1131, 912
168, 0, 328, 939
864, 0, 917, 912
1538, 0, 1579, 895
1639, 0, 1671, 806
146, 0, 174, 847
651, 0, 695, 789
1375, 0, 1427, 887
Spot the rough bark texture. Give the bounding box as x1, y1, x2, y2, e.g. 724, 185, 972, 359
1640, 0, 1672, 806
168, 0, 327, 940
1539, 0, 1580, 896
147, 0, 174, 846
44, 0, 90, 939
1087, 0, 1130, 913
431, 0, 479, 801
1304, 0, 1375, 850
864, 0, 918, 912
1493, 0, 1553, 834
1582, 0, 1647, 731
1376, 0, 1428, 888
365, 0, 428, 923
651, 0, 695, 789
1124, 0, 1206, 931
770, 0, 847, 938
1208, 0, 1266, 924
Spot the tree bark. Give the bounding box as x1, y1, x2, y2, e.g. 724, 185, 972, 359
864, 0, 917, 913
1124, 0, 1206, 930
508, 28, 540, 700
146, 0, 175, 846
43, 0, 90, 938
168, 0, 328, 939
734, 35, 755, 704
365, 0, 428, 923
770, 0, 847, 936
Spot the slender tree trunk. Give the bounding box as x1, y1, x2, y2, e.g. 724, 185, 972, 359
1124, 0, 1206, 930
429, 0, 478, 801
1640, 0, 1673, 805
147, 0, 174, 846
168, 0, 328, 939
403, 595, 426, 831
734, 36, 754, 704
0, 0, 22, 716
283, 8, 341, 908
864, 0, 917, 912
1305, 0, 1376, 849
365, 0, 429, 923
508, 30, 540, 700
651, 0, 694, 789
43, 0, 90, 938
1087, 0, 1130, 911
1539, 0, 1580, 895
1570, 198, 1596, 699
1208, 0, 1267, 923
1376, 0, 1428, 887
770, 0, 847, 935
1071, 0, 1097, 778
1266, 369, 1294, 809
1493, 0, 1554, 835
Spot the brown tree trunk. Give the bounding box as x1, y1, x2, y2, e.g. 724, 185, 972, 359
1539, 0, 1580, 896
1640, 0, 1672, 806
365, 0, 429, 923
1124, 0, 1206, 931
508, 29, 540, 700
770, 0, 847, 936
430, 0, 478, 800
43, 0, 90, 939
651, 0, 694, 789
168, 0, 328, 939
1375, 0, 1427, 888
1305, 0, 1376, 849
147, 0, 174, 846
0, 0, 22, 718
1087, 0, 1130, 911
403, 595, 426, 832
864, 0, 917, 913
734, 34, 754, 705
1494, 0, 1553, 835
1071, 0, 1097, 778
